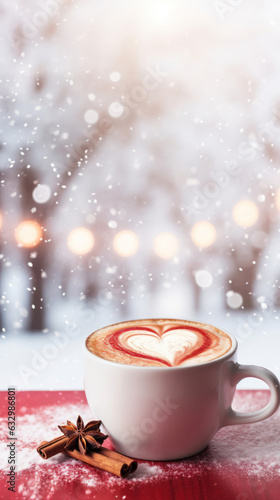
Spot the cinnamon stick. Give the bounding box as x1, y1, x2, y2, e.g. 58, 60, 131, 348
37, 437, 138, 478
37, 436, 68, 459
98, 446, 138, 474
64, 448, 137, 478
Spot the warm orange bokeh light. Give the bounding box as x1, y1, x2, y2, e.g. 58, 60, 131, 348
232, 200, 259, 227
153, 232, 179, 259
113, 230, 139, 257
190, 221, 217, 248
67, 227, 94, 255
15, 220, 43, 247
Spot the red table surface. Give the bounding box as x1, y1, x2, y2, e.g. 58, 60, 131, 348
0, 390, 280, 500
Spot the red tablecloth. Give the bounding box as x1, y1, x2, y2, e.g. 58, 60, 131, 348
0, 390, 279, 500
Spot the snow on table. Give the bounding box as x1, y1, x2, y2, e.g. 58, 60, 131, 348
0, 390, 280, 500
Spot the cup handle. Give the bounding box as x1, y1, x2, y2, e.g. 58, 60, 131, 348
222, 363, 280, 427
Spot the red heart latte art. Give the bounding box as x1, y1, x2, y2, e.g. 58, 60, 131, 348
86, 319, 232, 367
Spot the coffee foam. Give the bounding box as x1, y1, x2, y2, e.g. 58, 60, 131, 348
86, 319, 232, 368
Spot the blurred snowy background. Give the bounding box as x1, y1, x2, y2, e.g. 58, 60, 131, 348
1, 0, 280, 389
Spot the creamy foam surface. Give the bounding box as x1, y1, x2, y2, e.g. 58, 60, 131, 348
86, 319, 232, 367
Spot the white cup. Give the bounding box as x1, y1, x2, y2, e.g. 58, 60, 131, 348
84, 319, 280, 460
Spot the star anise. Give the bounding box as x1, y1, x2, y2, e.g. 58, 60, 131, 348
58, 416, 108, 455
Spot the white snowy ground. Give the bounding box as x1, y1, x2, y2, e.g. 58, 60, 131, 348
1, 298, 280, 390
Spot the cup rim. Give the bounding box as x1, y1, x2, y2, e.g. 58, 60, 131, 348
84, 318, 238, 371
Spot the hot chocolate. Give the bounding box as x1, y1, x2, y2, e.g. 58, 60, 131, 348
86, 319, 232, 367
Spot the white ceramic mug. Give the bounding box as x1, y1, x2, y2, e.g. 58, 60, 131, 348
84, 320, 280, 460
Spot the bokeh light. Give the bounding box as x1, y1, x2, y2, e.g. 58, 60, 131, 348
232, 200, 259, 227
110, 71, 121, 82
153, 232, 179, 259
194, 270, 213, 288
67, 227, 94, 255
226, 291, 243, 309
108, 101, 124, 118
15, 220, 43, 247
113, 230, 139, 257
32, 184, 51, 204
190, 221, 217, 248
84, 109, 99, 124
